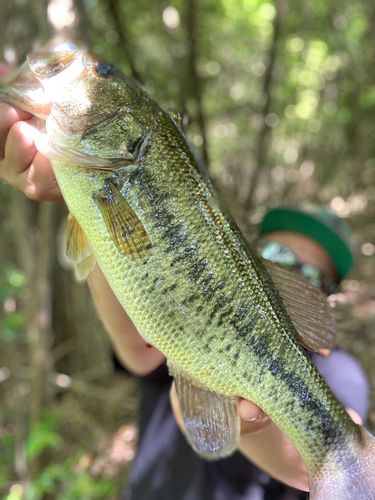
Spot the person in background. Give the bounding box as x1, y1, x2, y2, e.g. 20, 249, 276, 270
0, 94, 370, 500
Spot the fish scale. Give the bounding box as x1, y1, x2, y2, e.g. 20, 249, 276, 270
1, 42, 375, 498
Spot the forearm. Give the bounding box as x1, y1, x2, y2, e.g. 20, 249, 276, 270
87, 264, 165, 375
238, 423, 309, 491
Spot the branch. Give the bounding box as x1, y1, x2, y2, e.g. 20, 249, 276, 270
50, 372, 138, 406
186, 0, 210, 168
10, 196, 55, 479
72, 0, 93, 46
106, 0, 143, 83
243, 0, 283, 211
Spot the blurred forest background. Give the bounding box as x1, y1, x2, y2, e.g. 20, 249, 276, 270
1, 0, 375, 498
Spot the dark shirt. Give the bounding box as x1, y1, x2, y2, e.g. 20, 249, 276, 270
122, 350, 370, 500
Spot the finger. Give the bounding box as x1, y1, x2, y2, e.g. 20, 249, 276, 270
169, 382, 186, 433
238, 399, 266, 421
2, 121, 37, 180
24, 153, 64, 202
239, 399, 272, 435
0, 103, 33, 161
346, 407, 362, 425
8, 153, 63, 202
2, 120, 63, 201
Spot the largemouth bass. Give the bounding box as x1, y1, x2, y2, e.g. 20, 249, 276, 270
1, 41, 375, 499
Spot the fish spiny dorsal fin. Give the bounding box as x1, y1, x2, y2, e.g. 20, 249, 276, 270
168, 111, 182, 129
65, 213, 96, 281
93, 181, 152, 259
168, 362, 240, 460
262, 258, 336, 354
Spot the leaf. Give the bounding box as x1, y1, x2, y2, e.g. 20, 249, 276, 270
25, 428, 63, 460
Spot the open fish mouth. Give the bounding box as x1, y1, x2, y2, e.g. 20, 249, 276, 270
0, 60, 51, 118
0, 38, 83, 117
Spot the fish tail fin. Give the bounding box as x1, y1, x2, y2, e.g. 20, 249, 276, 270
309, 427, 375, 500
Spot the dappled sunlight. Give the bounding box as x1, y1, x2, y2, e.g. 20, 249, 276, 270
47, 0, 76, 30
75, 424, 138, 477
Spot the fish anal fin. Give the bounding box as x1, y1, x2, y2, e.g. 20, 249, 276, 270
61, 214, 96, 281
169, 363, 240, 460
262, 258, 336, 352
93, 182, 152, 259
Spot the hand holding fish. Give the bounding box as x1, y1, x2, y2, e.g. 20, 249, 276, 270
0, 100, 63, 201
0, 64, 61, 201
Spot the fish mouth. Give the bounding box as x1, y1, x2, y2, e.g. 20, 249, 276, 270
0, 61, 51, 119
0, 41, 132, 169
0, 38, 82, 117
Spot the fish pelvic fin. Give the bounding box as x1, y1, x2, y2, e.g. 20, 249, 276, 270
93, 182, 152, 260
168, 362, 240, 461
262, 258, 336, 354
66, 213, 92, 262
75, 253, 96, 281
309, 427, 375, 500
61, 213, 96, 281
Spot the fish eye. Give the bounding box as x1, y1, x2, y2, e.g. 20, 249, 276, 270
95, 62, 116, 78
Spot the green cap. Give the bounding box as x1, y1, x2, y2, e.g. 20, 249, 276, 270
258, 206, 356, 280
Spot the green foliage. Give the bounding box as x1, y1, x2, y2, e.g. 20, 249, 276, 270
23, 459, 116, 500
1, 408, 120, 500
0, 311, 26, 341
0, 434, 15, 487
25, 411, 63, 461
2, 456, 116, 500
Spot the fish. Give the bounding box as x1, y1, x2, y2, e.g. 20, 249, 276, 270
1, 40, 375, 499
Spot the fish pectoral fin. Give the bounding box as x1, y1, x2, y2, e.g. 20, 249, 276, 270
169, 363, 240, 461
262, 258, 336, 353
64, 213, 96, 280
93, 182, 152, 259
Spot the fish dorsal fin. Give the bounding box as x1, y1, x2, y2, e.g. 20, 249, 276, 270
169, 363, 240, 460
93, 182, 152, 259
262, 258, 336, 353
65, 213, 96, 280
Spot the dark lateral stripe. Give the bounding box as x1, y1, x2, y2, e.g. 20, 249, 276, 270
249, 335, 343, 446
188, 259, 208, 282
128, 167, 171, 205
